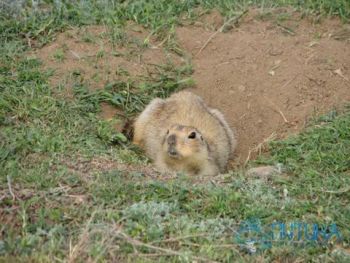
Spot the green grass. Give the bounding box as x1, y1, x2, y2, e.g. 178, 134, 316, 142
73, 62, 194, 116
1, 0, 350, 262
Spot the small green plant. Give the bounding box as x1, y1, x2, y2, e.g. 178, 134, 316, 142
96, 49, 105, 59
115, 66, 130, 76
81, 32, 96, 43
53, 48, 65, 61
97, 119, 127, 144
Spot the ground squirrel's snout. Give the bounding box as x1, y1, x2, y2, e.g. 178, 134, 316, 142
167, 134, 176, 145
168, 147, 178, 157
167, 134, 179, 157
164, 127, 206, 160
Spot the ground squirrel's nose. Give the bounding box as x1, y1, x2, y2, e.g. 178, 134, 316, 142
168, 147, 177, 157
167, 134, 176, 145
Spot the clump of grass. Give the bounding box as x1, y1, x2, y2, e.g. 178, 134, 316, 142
265, 109, 350, 176
52, 48, 65, 61
95, 49, 105, 59
81, 32, 96, 43
73, 62, 194, 116
97, 119, 128, 144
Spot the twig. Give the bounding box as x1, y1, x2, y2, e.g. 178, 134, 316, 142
69, 50, 81, 60
117, 230, 219, 263
305, 52, 315, 65
25, 34, 32, 48
334, 68, 349, 82
215, 61, 230, 68
68, 210, 98, 263
134, 253, 170, 258
264, 97, 289, 123
35, 18, 54, 36
280, 75, 298, 90
245, 132, 276, 165
7, 175, 16, 201
276, 22, 295, 36
155, 35, 168, 48
245, 150, 252, 166
196, 10, 248, 56
321, 187, 350, 194
151, 233, 208, 244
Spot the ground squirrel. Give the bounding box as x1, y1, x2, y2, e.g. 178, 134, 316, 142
133, 91, 236, 176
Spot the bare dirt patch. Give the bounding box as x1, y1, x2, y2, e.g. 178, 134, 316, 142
34, 9, 350, 166
35, 25, 170, 90
178, 9, 350, 164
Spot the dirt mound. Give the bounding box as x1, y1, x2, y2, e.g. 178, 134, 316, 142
34, 9, 350, 166
177, 9, 350, 164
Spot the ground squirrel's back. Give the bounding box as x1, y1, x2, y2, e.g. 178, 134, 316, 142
133, 91, 236, 176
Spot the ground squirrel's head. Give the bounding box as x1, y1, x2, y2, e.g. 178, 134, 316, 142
162, 124, 208, 160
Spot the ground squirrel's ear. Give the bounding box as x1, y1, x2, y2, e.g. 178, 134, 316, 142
166, 129, 169, 134
188, 132, 196, 139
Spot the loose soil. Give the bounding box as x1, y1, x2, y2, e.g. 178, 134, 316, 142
34, 8, 350, 166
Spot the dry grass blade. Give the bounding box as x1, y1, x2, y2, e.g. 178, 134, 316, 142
196, 10, 248, 56
245, 132, 276, 165
116, 229, 220, 263
7, 175, 16, 201
150, 233, 209, 244
68, 211, 98, 263
264, 97, 289, 123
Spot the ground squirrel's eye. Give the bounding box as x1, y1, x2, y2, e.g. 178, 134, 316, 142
188, 132, 196, 139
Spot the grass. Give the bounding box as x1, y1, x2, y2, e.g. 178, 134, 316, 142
1, 0, 350, 262
73, 63, 194, 116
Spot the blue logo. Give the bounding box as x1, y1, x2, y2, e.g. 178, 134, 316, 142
235, 218, 342, 253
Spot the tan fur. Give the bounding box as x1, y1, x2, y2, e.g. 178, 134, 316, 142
133, 91, 236, 176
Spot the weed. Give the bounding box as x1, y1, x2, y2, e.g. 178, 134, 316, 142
72, 62, 194, 116
52, 48, 65, 61
81, 32, 96, 43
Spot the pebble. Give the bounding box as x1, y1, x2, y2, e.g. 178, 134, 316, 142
246, 165, 282, 180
